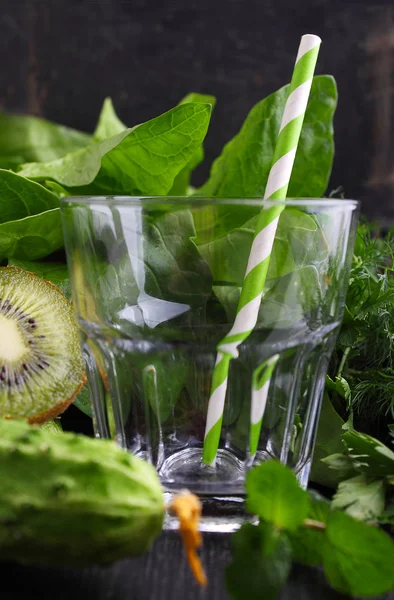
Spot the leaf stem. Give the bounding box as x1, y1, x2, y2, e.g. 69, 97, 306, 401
303, 518, 326, 531
337, 346, 351, 380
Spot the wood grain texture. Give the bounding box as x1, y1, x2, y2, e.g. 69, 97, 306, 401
0, 531, 392, 600
0, 532, 393, 600
1, 0, 394, 223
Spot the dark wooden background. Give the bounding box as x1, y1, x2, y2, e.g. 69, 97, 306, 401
2, 0, 394, 224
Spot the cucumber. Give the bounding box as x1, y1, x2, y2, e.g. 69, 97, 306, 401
0, 419, 164, 566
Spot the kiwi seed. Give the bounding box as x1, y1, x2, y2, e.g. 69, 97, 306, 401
0, 266, 86, 423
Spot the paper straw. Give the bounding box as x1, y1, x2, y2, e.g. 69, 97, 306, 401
249, 354, 279, 458
202, 34, 321, 466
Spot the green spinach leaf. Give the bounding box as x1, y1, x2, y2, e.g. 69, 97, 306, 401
0, 112, 90, 170
142, 359, 187, 423
124, 208, 212, 313
8, 258, 70, 298
0, 208, 63, 260
87, 207, 212, 333
310, 392, 348, 488
169, 93, 216, 195
72, 384, 93, 418
19, 103, 212, 195
198, 75, 336, 198
93, 97, 127, 142
197, 214, 257, 284
204, 206, 327, 287
0, 170, 59, 224
213, 264, 321, 328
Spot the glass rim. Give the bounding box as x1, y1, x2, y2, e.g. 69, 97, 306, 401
60, 195, 359, 209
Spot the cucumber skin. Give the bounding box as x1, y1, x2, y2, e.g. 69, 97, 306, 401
0, 419, 164, 566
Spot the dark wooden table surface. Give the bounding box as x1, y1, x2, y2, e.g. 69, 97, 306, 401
0, 531, 393, 600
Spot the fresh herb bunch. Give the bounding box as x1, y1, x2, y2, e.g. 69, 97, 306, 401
311, 222, 394, 490
309, 220, 394, 533
330, 222, 394, 427
227, 460, 394, 600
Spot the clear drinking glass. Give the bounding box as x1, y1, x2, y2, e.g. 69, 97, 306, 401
61, 196, 358, 531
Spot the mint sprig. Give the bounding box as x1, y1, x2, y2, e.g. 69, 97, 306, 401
246, 460, 309, 531
226, 522, 292, 600
323, 511, 394, 597
226, 461, 394, 599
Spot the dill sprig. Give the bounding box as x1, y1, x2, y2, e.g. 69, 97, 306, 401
327, 222, 394, 426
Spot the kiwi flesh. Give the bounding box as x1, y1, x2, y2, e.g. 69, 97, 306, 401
0, 266, 86, 423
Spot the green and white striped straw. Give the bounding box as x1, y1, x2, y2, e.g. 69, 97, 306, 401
202, 34, 322, 466
249, 354, 279, 458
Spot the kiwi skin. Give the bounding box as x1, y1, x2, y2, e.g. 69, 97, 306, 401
27, 373, 87, 425
0, 266, 87, 424
22, 277, 87, 425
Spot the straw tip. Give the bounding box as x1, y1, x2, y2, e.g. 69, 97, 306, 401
301, 33, 322, 45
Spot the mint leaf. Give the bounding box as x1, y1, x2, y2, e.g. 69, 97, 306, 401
323, 511, 394, 597
93, 97, 127, 142
343, 429, 394, 477
246, 461, 309, 530
289, 529, 325, 568
308, 491, 331, 521
0, 112, 91, 169
0, 208, 63, 260
331, 474, 385, 521
199, 75, 336, 198
19, 103, 212, 196
8, 259, 70, 299
287, 494, 329, 567
0, 170, 59, 224
226, 522, 292, 600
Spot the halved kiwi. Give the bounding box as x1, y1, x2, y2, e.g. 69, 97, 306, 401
0, 266, 86, 423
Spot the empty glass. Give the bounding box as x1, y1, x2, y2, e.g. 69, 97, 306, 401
61, 196, 358, 531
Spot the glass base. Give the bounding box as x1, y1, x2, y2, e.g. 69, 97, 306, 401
158, 448, 311, 532
163, 492, 254, 533
159, 447, 245, 495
